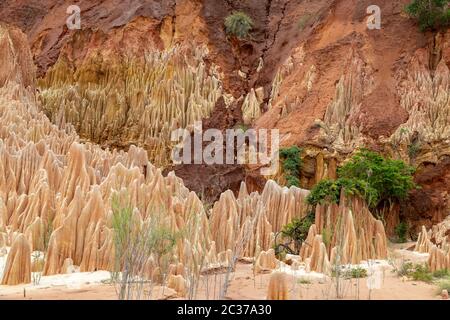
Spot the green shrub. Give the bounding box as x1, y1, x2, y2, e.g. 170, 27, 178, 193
337, 150, 417, 206
397, 261, 415, 277
406, 0, 450, 32
225, 11, 254, 39
408, 141, 421, 159
281, 213, 315, 244
411, 264, 433, 283
307, 150, 416, 209
437, 279, 450, 292
274, 212, 315, 257
344, 267, 368, 279
306, 177, 378, 208
396, 262, 433, 282
433, 269, 450, 278
298, 278, 311, 285
280, 146, 302, 187
322, 226, 332, 248
395, 221, 409, 243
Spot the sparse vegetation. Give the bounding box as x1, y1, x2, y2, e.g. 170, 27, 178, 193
298, 278, 311, 285
396, 261, 415, 277
395, 221, 409, 243
225, 11, 254, 39
411, 264, 434, 283
280, 146, 302, 187
344, 267, 368, 279
433, 269, 450, 278
395, 262, 437, 283
32, 218, 54, 285
274, 212, 315, 257
408, 140, 421, 159
437, 278, 450, 292
406, 0, 450, 32
111, 194, 178, 300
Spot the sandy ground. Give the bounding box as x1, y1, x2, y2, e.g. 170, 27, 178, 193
0, 244, 446, 300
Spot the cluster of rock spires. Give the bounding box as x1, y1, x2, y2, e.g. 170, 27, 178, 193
300, 194, 387, 275
0, 24, 390, 294
415, 216, 450, 272
391, 34, 450, 150
315, 54, 368, 152
38, 43, 225, 168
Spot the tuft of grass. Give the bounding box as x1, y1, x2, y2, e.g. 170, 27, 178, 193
225, 11, 254, 39
397, 261, 414, 277
344, 267, 368, 279
437, 278, 450, 292
395, 221, 409, 243
298, 278, 311, 285
408, 141, 421, 159
433, 269, 450, 278
411, 264, 433, 283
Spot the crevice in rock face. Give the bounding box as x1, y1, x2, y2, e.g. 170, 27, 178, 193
429, 33, 443, 75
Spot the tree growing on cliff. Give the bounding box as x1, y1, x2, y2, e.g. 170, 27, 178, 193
307, 150, 417, 210
225, 11, 254, 39
406, 0, 450, 31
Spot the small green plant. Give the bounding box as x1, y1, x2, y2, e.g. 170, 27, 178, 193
395, 221, 409, 243
225, 11, 254, 39
396, 261, 433, 282
280, 146, 302, 187
437, 278, 450, 292
344, 267, 368, 279
411, 264, 433, 283
397, 261, 415, 277
111, 194, 179, 300
433, 269, 450, 278
406, 0, 450, 32
298, 278, 311, 285
408, 140, 421, 159
322, 227, 332, 248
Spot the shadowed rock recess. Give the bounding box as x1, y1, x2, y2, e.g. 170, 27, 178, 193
0, 0, 449, 300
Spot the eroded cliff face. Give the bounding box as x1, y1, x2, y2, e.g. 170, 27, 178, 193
0, 24, 389, 286
0, 1, 449, 231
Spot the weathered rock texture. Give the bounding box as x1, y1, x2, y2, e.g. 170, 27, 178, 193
415, 217, 450, 272
266, 271, 289, 300
1, 234, 31, 285
2, 0, 450, 231
0, 24, 390, 287
38, 43, 224, 167
209, 180, 310, 258
301, 194, 388, 274
0, 24, 217, 281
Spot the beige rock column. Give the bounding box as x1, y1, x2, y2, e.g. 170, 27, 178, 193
266, 272, 289, 300
1, 234, 31, 285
